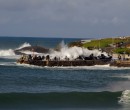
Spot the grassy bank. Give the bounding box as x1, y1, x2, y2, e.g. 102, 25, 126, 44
82, 36, 130, 54
83, 37, 129, 48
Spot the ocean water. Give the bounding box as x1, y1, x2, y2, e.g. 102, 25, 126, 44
0, 37, 130, 110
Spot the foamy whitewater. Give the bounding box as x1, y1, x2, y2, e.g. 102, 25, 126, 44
0, 40, 109, 61
48, 40, 108, 60
0, 42, 31, 58
0, 37, 130, 110
0, 49, 15, 56
119, 90, 130, 104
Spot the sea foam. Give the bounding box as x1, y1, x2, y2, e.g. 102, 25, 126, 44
119, 90, 130, 104
0, 49, 15, 57
0, 42, 31, 58
16, 42, 31, 50
49, 41, 109, 60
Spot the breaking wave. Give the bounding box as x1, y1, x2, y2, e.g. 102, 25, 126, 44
0, 49, 15, 57
0, 41, 110, 60
16, 42, 31, 50
119, 90, 130, 105
49, 41, 109, 60
1, 90, 129, 109
0, 91, 122, 108
0, 42, 31, 58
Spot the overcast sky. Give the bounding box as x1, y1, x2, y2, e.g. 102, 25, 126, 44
0, 0, 130, 38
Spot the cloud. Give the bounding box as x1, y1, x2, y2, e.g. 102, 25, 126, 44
0, 0, 129, 23
0, 0, 130, 37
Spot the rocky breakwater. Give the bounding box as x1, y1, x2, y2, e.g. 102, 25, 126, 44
16, 41, 113, 67
110, 60, 130, 67
17, 54, 112, 67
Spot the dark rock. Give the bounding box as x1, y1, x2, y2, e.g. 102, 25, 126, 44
14, 46, 49, 55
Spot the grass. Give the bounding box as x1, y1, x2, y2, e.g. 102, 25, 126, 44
83, 37, 130, 49
114, 48, 130, 54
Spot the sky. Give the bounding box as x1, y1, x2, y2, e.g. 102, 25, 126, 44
0, 0, 130, 38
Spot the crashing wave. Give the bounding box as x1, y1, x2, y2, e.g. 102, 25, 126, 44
0, 49, 15, 57
50, 46, 109, 60
119, 90, 130, 104
0, 42, 30, 58
16, 42, 31, 50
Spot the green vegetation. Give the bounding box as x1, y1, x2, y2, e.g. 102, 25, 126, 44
68, 36, 130, 54
82, 36, 130, 54
83, 37, 128, 48
83, 38, 111, 48
114, 48, 130, 54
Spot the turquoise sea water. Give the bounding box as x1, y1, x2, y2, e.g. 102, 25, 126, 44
0, 37, 130, 110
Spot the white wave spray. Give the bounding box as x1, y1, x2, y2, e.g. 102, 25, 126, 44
119, 90, 130, 105
0, 42, 31, 59
0, 49, 15, 57
49, 41, 109, 60
0, 41, 109, 60
16, 42, 31, 50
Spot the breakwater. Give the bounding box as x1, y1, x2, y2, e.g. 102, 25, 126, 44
17, 56, 130, 67
17, 59, 111, 67
110, 60, 130, 67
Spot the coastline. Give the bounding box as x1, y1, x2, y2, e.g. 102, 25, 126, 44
15, 36, 130, 68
